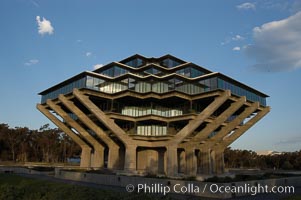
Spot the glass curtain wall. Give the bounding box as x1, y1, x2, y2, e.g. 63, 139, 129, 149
101, 66, 128, 77
217, 78, 266, 106
161, 58, 181, 68
176, 66, 205, 78
121, 105, 183, 117
41, 77, 86, 103
137, 125, 167, 136
124, 58, 143, 68
42, 74, 267, 107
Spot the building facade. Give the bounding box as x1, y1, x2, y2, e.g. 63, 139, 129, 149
37, 54, 270, 177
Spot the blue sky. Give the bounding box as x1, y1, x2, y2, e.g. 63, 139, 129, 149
1, 0, 301, 152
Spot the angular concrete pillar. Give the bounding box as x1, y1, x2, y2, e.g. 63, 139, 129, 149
220, 106, 271, 147
147, 149, 158, 174
191, 96, 246, 142
91, 149, 104, 169
108, 147, 120, 169
58, 94, 123, 169
37, 104, 92, 168
170, 90, 230, 144
46, 99, 105, 168
178, 149, 186, 173
158, 149, 165, 174
81, 147, 92, 168
185, 147, 197, 177
73, 88, 131, 142
212, 149, 224, 174
199, 148, 211, 174
124, 144, 137, 172
166, 145, 178, 177
206, 102, 259, 145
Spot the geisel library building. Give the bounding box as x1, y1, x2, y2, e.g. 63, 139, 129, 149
37, 54, 270, 177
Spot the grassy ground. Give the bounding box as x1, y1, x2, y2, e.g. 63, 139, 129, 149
283, 195, 301, 200
0, 174, 170, 200
0, 173, 299, 200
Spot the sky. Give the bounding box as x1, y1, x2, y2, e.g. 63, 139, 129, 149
1, 0, 301, 152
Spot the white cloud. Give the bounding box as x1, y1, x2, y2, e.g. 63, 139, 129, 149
86, 52, 92, 57
237, 2, 256, 10
258, 0, 301, 13
221, 34, 245, 46
245, 11, 301, 71
24, 59, 39, 66
232, 35, 244, 41
93, 64, 103, 69
276, 136, 301, 145
36, 16, 54, 35
232, 46, 241, 51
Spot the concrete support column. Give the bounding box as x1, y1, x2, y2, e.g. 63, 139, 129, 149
199, 148, 211, 174
124, 144, 137, 172
213, 150, 225, 174
166, 145, 178, 177
178, 150, 186, 173
80, 147, 92, 168
185, 147, 197, 177
108, 147, 120, 170
91, 148, 104, 169
147, 150, 158, 174
37, 104, 92, 169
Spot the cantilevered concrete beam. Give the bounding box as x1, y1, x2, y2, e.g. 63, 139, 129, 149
197, 103, 262, 174
36, 104, 91, 168
58, 94, 121, 169
46, 99, 105, 168
218, 106, 271, 149
73, 88, 132, 143
74, 89, 140, 171
169, 90, 231, 145
164, 91, 230, 176
189, 96, 246, 143
204, 106, 270, 174
199, 102, 259, 149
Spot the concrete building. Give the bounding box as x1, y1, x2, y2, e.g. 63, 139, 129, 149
37, 54, 270, 177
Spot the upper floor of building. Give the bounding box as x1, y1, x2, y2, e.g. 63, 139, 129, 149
39, 54, 269, 106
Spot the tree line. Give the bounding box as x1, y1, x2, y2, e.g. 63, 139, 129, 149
1, 123, 300, 170
224, 147, 301, 170
0, 123, 80, 163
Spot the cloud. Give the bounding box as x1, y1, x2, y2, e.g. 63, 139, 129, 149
245, 11, 301, 72
276, 136, 301, 145
93, 64, 103, 69
232, 46, 241, 51
221, 34, 245, 46
36, 16, 54, 35
258, 0, 301, 13
237, 2, 256, 10
86, 52, 92, 57
24, 59, 39, 66
232, 35, 244, 41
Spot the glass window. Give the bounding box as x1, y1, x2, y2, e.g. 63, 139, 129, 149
124, 58, 143, 68
161, 58, 181, 68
